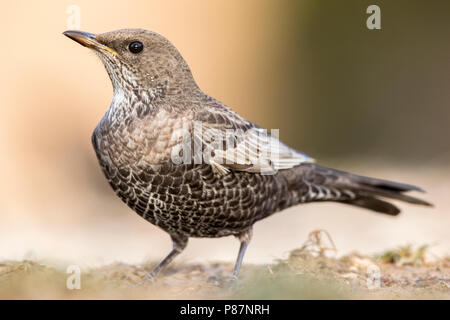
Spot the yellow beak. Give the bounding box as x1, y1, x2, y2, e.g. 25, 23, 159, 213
63, 30, 117, 55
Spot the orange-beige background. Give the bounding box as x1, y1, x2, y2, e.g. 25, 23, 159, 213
0, 1, 449, 266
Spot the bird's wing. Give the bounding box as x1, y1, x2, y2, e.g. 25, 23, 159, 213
194, 106, 315, 175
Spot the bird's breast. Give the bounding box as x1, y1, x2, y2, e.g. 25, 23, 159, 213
93, 107, 194, 170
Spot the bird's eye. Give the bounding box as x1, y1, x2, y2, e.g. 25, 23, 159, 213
128, 41, 144, 54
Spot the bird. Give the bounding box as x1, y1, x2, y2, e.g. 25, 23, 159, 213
63, 29, 431, 282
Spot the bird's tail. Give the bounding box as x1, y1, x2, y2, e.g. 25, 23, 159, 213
287, 164, 432, 216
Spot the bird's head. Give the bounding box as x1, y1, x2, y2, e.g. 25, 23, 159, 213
63, 29, 198, 102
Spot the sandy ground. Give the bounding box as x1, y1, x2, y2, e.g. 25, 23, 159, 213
0, 231, 449, 299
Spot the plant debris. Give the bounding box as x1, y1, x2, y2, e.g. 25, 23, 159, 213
0, 231, 448, 299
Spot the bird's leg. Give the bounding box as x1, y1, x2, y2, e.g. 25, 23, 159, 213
230, 228, 253, 281
142, 234, 188, 282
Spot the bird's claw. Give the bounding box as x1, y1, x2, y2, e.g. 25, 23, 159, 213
133, 271, 157, 287
223, 274, 240, 291
206, 274, 239, 290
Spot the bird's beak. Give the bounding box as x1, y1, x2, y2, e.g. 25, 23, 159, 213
63, 30, 117, 55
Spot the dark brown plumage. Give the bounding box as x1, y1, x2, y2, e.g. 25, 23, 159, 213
63, 29, 432, 281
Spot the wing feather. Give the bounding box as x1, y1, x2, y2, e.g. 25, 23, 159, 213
195, 108, 314, 174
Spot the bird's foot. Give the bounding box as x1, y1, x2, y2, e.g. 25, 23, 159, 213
224, 275, 241, 291
132, 271, 157, 288
206, 274, 240, 290
206, 274, 232, 287
227, 274, 238, 283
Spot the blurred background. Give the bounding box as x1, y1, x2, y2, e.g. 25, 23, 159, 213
0, 0, 449, 267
